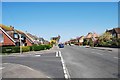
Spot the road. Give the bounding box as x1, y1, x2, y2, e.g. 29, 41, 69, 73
2, 52, 64, 78
2, 45, 119, 78
60, 45, 118, 78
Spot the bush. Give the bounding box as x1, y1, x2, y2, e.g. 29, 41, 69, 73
2, 46, 30, 54
88, 39, 94, 47
2, 46, 20, 54
83, 39, 88, 46
31, 44, 52, 51
2, 44, 52, 54
33, 45, 44, 51
22, 46, 30, 52
44, 45, 52, 49
111, 38, 120, 47
29, 46, 34, 51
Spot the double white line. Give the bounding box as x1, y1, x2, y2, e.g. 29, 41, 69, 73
56, 51, 71, 79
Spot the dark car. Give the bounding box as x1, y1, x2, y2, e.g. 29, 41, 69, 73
58, 43, 64, 48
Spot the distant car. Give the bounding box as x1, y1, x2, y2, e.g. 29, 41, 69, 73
58, 43, 64, 48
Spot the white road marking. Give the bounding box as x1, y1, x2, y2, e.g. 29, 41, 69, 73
0, 67, 4, 70
35, 55, 41, 57
91, 52, 103, 55
56, 51, 59, 57
58, 51, 71, 79
114, 57, 119, 59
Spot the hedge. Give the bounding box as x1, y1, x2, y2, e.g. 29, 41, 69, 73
2, 46, 20, 54
2, 44, 52, 54
22, 46, 30, 52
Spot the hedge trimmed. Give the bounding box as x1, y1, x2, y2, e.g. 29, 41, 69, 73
22, 46, 30, 52
33, 45, 44, 51
44, 45, 52, 49
29, 45, 52, 51
2, 46, 20, 54
2, 44, 52, 54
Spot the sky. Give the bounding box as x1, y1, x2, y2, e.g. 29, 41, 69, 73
2, 2, 118, 42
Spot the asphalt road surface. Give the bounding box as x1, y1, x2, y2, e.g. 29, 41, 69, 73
2, 52, 64, 78
2, 45, 119, 78
59, 45, 118, 78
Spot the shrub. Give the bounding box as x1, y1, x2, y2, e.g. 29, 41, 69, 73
22, 46, 30, 52
44, 45, 52, 49
2, 46, 20, 54
33, 45, 43, 51
88, 39, 94, 47
29, 46, 34, 51
83, 39, 88, 46
2, 44, 52, 54
32, 44, 52, 51
2, 46, 30, 54
12, 46, 20, 53
111, 38, 120, 47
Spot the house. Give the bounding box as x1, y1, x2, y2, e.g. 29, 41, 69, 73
106, 28, 120, 38
85, 32, 99, 42
0, 24, 34, 47
0, 27, 15, 46
76, 36, 84, 45
50, 35, 60, 45
69, 38, 77, 44
83, 32, 99, 46
26, 33, 46, 45
15, 30, 34, 46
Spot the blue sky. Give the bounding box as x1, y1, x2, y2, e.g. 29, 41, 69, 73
2, 2, 118, 42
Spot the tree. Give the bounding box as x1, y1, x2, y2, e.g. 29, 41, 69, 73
97, 32, 112, 47
83, 39, 88, 46
88, 38, 94, 47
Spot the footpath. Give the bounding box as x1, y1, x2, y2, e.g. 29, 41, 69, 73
2, 63, 49, 78
86, 46, 119, 52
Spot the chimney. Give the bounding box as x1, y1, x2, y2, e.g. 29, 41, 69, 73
10, 25, 14, 29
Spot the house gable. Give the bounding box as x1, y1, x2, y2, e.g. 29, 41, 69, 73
0, 28, 15, 46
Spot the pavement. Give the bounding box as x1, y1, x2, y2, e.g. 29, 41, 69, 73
89, 47, 119, 52
2, 63, 49, 78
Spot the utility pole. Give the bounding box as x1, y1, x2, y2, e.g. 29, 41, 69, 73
19, 34, 22, 54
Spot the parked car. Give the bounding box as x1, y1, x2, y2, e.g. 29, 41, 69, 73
58, 43, 64, 48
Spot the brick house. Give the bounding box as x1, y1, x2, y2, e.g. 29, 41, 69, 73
0, 24, 34, 47
106, 28, 120, 38
85, 32, 99, 41
69, 38, 77, 45
0, 27, 15, 46
76, 36, 84, 45
84, 32, 99, 46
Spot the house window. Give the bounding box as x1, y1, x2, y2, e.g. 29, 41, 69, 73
0, 33, 3, 43
21, 36, 25, 40
113, 33, 116, 37
14, 33, 19, 39
15, 42, 20, 46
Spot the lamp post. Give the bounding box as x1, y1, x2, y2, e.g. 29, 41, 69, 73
19, 34, 22, 54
